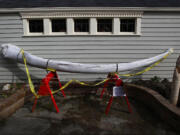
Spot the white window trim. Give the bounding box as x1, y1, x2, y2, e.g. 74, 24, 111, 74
21, 11, 142, 36
23, 19, 45, 36
50, 18, 67, 35
119, 18, 141, 35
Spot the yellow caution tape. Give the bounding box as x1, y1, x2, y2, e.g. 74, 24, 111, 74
52, 78, 109, 94
116, 51, 171, 77
21, 50, 39, 98
21, 49, 171, 98
21, 49, 109, 98
47, 68, 56, 72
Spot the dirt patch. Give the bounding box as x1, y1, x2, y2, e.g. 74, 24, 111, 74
131, 77, 171, 99
1, 94, 179, 135
0, 83, 25, 101
0, 84, 25, 120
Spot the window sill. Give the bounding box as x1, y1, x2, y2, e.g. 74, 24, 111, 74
50, 32, 67, 35
24, 33, 44, 36
23, 33, 141, 37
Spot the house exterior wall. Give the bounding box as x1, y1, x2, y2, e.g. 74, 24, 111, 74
0, 11, 180, 83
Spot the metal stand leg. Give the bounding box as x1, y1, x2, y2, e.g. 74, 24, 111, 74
32, 97, 38, 112
125, 96, 132, 113
105, 96, 114, 115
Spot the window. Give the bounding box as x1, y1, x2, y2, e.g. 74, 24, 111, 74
29, 19, 43, 33
120, 19, 135, 32
52, 19, 66, 32
74, 19, 89, 32
97, 19, 112, 32
22, 11, 142, 36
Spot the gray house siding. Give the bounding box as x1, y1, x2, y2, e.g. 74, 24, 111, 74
0, 12, 180, 83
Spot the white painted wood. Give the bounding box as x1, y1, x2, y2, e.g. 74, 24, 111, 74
90, 18, 97, 35
20, 11, 142, 36
0, 25, 22, 29
20, 11, 143, 19
22, 19, 29, 35
2, 36, 180, 42
113, 18, 120, 35
67, 18, 74, 35
1, 12, 180, 83
0, 20, 22, 25
43, 18, 51, 35
136, 18, 141, 35
1, 7, 180, 13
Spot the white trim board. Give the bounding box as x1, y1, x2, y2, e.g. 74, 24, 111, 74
0, 7, 180, 13
20, 11, 143, 19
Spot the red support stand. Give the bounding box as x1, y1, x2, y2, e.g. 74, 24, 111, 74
32, 71, 66, 113
124, 96, 132, 113
100, 73, 132, 115
105, 96, 114, 115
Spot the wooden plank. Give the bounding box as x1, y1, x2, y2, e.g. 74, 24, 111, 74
19, 49, 178, 54
142, 18, 180, 24
142, 27, 180, 32
9, 41, 180, 46
1, 36, 180, 42
0, 20, 22, 25
142, 32, 180, 37
0, 67, 174, 73
0, 29, 23, 34
0, 73, 174, 83
31, 53, 177, 59
0, 12, 180, 82
0, 25, 22, 29
0, 70, 173, 77
142, 23, 180, 28
0, 32, 180, 38
0, 14, 21, 20
143, 13, 180, 19
0, 58, 177, 65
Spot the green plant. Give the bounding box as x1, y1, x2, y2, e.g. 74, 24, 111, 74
150, 76, 161, 83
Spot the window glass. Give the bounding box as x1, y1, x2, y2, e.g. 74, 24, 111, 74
97, 19, 112, 32
52, 19, 66, 32
74, 19, 89, 32
120, 19, 135, 32
29, 20, 43, 33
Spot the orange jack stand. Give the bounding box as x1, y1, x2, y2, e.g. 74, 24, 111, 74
100, 73, 132, 115
32, 71, 66, 113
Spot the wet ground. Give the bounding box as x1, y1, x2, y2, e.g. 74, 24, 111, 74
0, 93, 179, 135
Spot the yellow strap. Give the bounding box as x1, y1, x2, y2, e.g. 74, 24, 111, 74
47, 68, 56, 72
21, 48, 171, 98
52, 78, 109, 94
21, 49, 109, 97
21, 50, 39, 98
116, 52, 170, 77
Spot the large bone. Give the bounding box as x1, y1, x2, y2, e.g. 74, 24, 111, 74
1, 44, 173, 73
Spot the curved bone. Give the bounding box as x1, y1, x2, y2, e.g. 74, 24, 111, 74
1, 44, 173, 73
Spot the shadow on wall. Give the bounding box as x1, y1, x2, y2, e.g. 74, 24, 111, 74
0, 54, 39, 83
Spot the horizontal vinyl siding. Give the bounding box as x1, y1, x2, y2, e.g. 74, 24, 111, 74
0, 12, 180, 83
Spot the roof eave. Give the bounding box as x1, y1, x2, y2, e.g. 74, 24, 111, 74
0, 7, 180, 13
